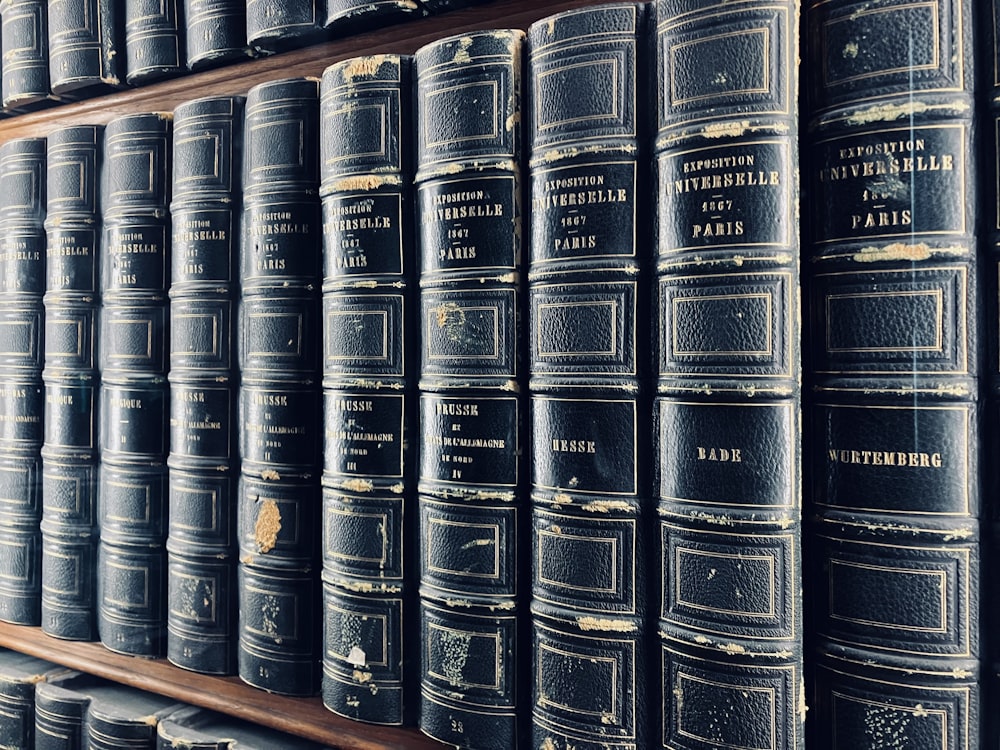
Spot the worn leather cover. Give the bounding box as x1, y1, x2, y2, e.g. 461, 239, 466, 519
41, 125, 102, 640
654, 1, 803, 747
0, 138, 47, 626
97, 113, 172, 657
415, 28, 528, 749
183, 0, 250, 69
0, 651, 62, 748
0, 0, 56, 109
155, 704, 327, 748
165, 95, 244, 675
124, 0, 184, 84
804, 0, 981, 747
246, 0, 326, 54
525, 5, 652, 749
237, 77, 322, 696
48, 0, 124, 95
318, 55, 417, 726
35, 672, 182, 750
323, 0, 423, 33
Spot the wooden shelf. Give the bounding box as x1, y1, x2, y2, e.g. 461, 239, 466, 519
0, 623, 443, 749
0, 0, 598, 143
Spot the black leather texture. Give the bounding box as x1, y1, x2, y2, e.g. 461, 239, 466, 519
183, 0, 250, 70
527, 5, 652, 749
414, 28, 528, 749
803, 0, 981, 747
318, 55, 417, 726
48, 0, 124, 95
655, 1, 803, 747
237, 77, 322, 697
166, 95, 244, 675
124, 0, 184, 84
97, 113, 172, 657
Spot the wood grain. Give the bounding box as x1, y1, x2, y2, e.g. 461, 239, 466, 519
0, 623, 444, 749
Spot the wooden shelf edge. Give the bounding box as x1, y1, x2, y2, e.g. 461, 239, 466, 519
0, 623, 444, 750
0, 0, 599, 143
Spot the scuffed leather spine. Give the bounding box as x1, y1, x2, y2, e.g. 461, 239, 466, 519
237, 77, 322, 696
0, 0, 54, 109
48, 0, 124, 96
414, 29, 528, 749
526, 5, 652, 749
655, 1, 803, 748
323, 0, 424, 35
183, 0, 251, 70
41, 126, 102, 640
246, 0, 325, 55
804, 1, 981, 747
166, 95, 244, 675
319, 55, 417, 726
97, 113, 172, 657
124, 0, 184, 84
0, 138, 46, 626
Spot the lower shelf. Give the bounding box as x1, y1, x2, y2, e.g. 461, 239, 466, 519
0, 623, 442, 750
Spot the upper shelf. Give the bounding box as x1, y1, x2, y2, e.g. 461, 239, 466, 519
0, 0, 598, 144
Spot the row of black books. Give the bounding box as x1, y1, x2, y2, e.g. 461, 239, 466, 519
0, 0, 991, 749
0, 649, 328, 748
0, 0, 489, 113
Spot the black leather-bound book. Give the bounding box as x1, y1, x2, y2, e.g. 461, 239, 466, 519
323, 0, 423, 35
167, 94, 244, 675
156, 705, 327, 749
0, 137, 47, 626
246, 0, 326, 54
124, 0, 185, 84
41, 125, 103, 641
0, 650, 61, 747
184, 0, 251, 69
237, 76, 322, 696
47, 0, 125, 96
803, 0, 981, 747
0, 0, 57, 110
655, 1, 803, 748
526, 5, 652, 749
34, 671, 182, 750
414, 28, 528, 749
318, 53, 416, 726
97, 112, 172, 657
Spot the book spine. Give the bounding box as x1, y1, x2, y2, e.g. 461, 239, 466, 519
47, 0, 124, 95
41, 125, 103, 641
803, 0, 981, 746
0, 0, 53, 109
237, 76, 322, 696
83, 688, 181, 749
167, 94, 244, 675
0, 138, 46, 626
323, 0, 424, 33
124, 0, 185, 84
245, 0, 325, 55
318, 53, 416, 727
526, 5, 651, 749
183, 0, 250, 70
34, 681, 85, 749
414, 28, 527, 749
0, 653, 61, 748
654, 1, 803, 748
97, 112, 172, 657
